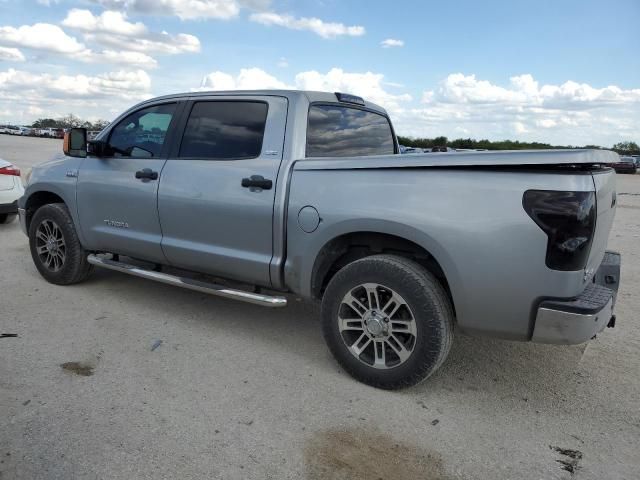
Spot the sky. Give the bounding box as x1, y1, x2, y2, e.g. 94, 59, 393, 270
0, 0, 638, 146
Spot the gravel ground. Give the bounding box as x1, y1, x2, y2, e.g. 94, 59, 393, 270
1, 135, 639, 480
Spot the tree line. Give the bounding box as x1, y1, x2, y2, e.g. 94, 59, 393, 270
30, 114, 109, 131
398, 136, 640, 156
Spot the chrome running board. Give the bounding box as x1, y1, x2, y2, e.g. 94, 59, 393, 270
87, 254, 287, 308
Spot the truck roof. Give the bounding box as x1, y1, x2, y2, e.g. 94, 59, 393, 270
133, 90, 388, 116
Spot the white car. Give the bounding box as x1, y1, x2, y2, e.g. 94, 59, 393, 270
0, 159, 24, 224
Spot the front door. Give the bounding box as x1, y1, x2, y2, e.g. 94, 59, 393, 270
77, 102, 180, 263
158, 96, 288, 286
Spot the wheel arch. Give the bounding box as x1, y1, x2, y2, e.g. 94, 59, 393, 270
24, 190, 68, 233
309, 226, 459, 316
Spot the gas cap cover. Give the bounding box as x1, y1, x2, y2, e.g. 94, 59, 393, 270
298, 206, 320, 233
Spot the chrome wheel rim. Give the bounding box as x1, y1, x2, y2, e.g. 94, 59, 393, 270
35, 219, 66, 272
338, 283, 417, 369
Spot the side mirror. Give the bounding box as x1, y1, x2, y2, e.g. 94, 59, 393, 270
63, 128, 87, 158
87, 139, 109, 157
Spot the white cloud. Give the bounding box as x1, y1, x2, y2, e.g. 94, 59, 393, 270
410, 73, 640, 145
196, 67, 290, 90
381, 38, 403, 48
88, 0, 242, 20
0, 18, 166, 68
62, 9, 146, 36
195, 68, 640, 146
0, 68, 151, 99
79, 49, 158, 68
63, 10, 201, 55
427, 73, 640, 108
249, 12, 365, 38
196, 67, 410, 114
0, 67, 152, 124
0, 23, 85, 54
295, 68, 411, 114
0, 46, 25, 62
36, 0, 59, 5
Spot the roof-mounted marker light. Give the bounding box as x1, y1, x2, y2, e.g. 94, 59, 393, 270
335, 92, 365, 106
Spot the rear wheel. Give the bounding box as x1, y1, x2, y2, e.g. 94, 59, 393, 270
321, 254, 454, 389
28, 203, 93, 285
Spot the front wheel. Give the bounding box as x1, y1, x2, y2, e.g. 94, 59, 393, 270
321, 255, 454, 389
28, 203, 93, 285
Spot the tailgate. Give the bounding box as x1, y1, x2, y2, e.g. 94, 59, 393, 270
587, 169, 617, 277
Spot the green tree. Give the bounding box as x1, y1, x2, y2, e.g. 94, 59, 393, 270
612, 141, 640, 155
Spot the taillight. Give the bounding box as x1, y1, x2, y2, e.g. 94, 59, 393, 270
523, 190, 596, 271
0, 165, 21, 176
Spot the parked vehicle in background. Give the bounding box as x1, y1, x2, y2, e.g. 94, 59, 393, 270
399, 145, 421, 154
20, 90, 621, 389
36, 128, 53, 137
610, 156, 637, 174
42, 128, 60, 137
631, 155, 640, 168
0, 159, 24, 224
426, 146, 456, 152
3, 125, 20, 135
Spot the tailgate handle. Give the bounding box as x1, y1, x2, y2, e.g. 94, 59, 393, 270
241, 175, 272, 190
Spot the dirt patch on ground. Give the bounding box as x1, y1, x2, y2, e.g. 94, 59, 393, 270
304, 427, 455, 480
60, 362, 94, 376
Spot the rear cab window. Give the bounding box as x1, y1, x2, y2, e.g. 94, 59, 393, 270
306, 104, 396, 157
179, 101, 268, 159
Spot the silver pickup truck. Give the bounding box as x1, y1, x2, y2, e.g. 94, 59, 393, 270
19, 90, 621, 389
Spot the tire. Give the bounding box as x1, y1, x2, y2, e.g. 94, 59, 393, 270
0, 213, 16, 224
28, 203, 93, 285
321, 254, 454, 390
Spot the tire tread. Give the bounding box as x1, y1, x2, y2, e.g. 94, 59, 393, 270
29, 203, 92, 285
321, 254, 454, 390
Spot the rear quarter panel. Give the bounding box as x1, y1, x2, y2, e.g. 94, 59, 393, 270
285, 167, 596, 340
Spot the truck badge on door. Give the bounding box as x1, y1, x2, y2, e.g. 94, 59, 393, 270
104, 219, 129, 228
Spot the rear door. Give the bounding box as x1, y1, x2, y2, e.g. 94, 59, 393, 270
77, 102, 182, 263
158, 96, 288, 286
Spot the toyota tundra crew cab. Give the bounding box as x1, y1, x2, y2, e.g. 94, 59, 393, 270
18, 90, 621, 389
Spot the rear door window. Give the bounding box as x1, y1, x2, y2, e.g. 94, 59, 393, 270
179, 101, 268, 159
306, 104, 395, 157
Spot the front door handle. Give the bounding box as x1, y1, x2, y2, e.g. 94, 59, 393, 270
135, 168, 158, 180
241, 175, 272, 190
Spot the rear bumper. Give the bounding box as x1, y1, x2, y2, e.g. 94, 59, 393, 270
0, 200, 18, 215
532, 251, 620, 344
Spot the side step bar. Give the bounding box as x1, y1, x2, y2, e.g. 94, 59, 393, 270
87, 255, 287, 308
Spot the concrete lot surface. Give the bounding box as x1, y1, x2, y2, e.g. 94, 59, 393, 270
1, 135, 639, 479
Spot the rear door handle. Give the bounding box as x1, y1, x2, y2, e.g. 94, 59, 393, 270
135, 168, 158, 180
241, 175, 272, 190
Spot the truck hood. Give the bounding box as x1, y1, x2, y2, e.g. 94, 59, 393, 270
295, 149, 619, 170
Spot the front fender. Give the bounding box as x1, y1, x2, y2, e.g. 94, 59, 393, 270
20, 155, 85, 244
